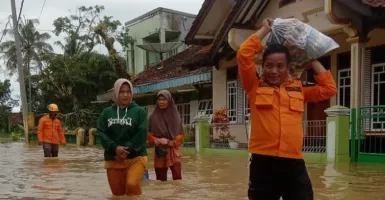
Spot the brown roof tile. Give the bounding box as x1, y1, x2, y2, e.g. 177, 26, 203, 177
132, 46, 212, 85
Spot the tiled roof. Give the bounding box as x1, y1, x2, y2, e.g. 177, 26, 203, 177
133, 46, 212, 85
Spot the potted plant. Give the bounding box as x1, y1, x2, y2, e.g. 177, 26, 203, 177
212, 108, 239, 149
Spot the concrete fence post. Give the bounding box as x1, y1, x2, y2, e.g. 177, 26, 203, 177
324, 106, 350, 163
75, 127, 85, 146
194, 115, 210, 153
88, 128, 97, 146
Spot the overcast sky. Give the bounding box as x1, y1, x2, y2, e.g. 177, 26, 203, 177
0, 0, 203, 112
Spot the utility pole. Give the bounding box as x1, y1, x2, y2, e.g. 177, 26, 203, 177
10, 0, 29, 143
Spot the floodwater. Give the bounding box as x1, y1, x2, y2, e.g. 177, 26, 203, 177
1, 142, 385, 200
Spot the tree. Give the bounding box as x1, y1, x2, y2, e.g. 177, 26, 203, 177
95, 16, 130, 79
0, 80, 18, 131
53, 5, 104, 56
116, 26, 136, 75
0, 18, 53, 111
36, 52, 117, 128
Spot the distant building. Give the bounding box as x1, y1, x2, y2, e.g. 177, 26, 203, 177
125, 7, 196, 74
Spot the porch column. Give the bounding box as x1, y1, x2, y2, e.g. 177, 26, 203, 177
347, 37, 366, 109
212, 67, 227, 111
330, 53, 338, 107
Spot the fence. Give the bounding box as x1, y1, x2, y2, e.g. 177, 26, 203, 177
205, 120, 326, 152
302, 120, 326, 153
355, 106, 385, 162
26, 119, 326, 154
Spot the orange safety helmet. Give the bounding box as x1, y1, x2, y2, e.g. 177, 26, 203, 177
48, 104, 59, 112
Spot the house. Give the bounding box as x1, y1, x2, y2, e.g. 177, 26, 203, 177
96, 45, 213, 127
131, 45, 213, 126
125, 7, 196, 74
97, 7, 215, 128
184, 0, 385, 148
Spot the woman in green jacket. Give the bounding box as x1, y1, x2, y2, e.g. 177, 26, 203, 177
97, 78, 148, 197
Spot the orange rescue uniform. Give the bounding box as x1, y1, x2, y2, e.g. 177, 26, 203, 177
37, 115, 66, 145
237, 34, 337, 159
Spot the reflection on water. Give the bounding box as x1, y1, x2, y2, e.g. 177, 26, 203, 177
1, 143, 385, 200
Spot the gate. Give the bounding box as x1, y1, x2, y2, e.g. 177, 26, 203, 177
351, 106, 385, 163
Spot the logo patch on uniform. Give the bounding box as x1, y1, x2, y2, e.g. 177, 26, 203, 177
285, 87, 302, 92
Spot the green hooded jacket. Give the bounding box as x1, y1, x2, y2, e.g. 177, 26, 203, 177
97, 102, 148, 160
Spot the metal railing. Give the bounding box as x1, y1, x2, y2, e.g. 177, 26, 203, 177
302, 120, 326, 153
357, 106, 385, 154
207, 120, 326, 152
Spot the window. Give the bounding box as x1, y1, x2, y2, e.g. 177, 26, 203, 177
338, 69, 351, 108
279, 0, 296, 8
177, 103, 190, 125
372, 63, 385, 129
244, 92, 250, 121
227, 81, 237, 123
197, 99, 213, 116
166, 48, 178, 58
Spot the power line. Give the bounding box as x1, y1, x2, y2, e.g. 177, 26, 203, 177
17, 0, 25, 25
0, 16, 9, 25
38, 0, 47, 21
0, 17, 10, 43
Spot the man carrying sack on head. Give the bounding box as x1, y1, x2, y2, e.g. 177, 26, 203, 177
237, 18, 337, 200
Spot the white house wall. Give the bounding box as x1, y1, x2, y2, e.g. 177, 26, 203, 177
126, 11, 195, 74
257, 0, 341, 33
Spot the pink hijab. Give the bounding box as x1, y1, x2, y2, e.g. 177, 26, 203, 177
112, 78, 134, 104
149, 90, 183, 140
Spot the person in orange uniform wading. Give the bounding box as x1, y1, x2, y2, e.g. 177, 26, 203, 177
38, 104, 66, 157
237, 19, 337, 200
97, 78, 148, 197
148, 90, 184, 181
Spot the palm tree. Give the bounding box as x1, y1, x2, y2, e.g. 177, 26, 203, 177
0, 18, 53, 111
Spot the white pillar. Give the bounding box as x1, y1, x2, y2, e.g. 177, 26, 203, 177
347, 37, 366, 109
212, 67, 227, 111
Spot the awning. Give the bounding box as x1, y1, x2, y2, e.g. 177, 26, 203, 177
134, 72, 211, 94
96, 72, 212, 101
136, 42, 182, 53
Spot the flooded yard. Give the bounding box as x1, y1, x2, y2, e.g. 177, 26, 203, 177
1, 142, 385, 200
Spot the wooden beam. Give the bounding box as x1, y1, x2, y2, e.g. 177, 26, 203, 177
231, 23, 255, 30
238, 0, 255, 25
209, 0, 251, 61
185, 0, 216, 44
194, 35, 215, 39
336, 0, 371, 16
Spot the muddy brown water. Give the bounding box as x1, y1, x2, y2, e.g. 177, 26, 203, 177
1, 142, 385, 200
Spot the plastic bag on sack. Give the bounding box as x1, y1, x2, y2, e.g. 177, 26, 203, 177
266, 18, 340, 78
